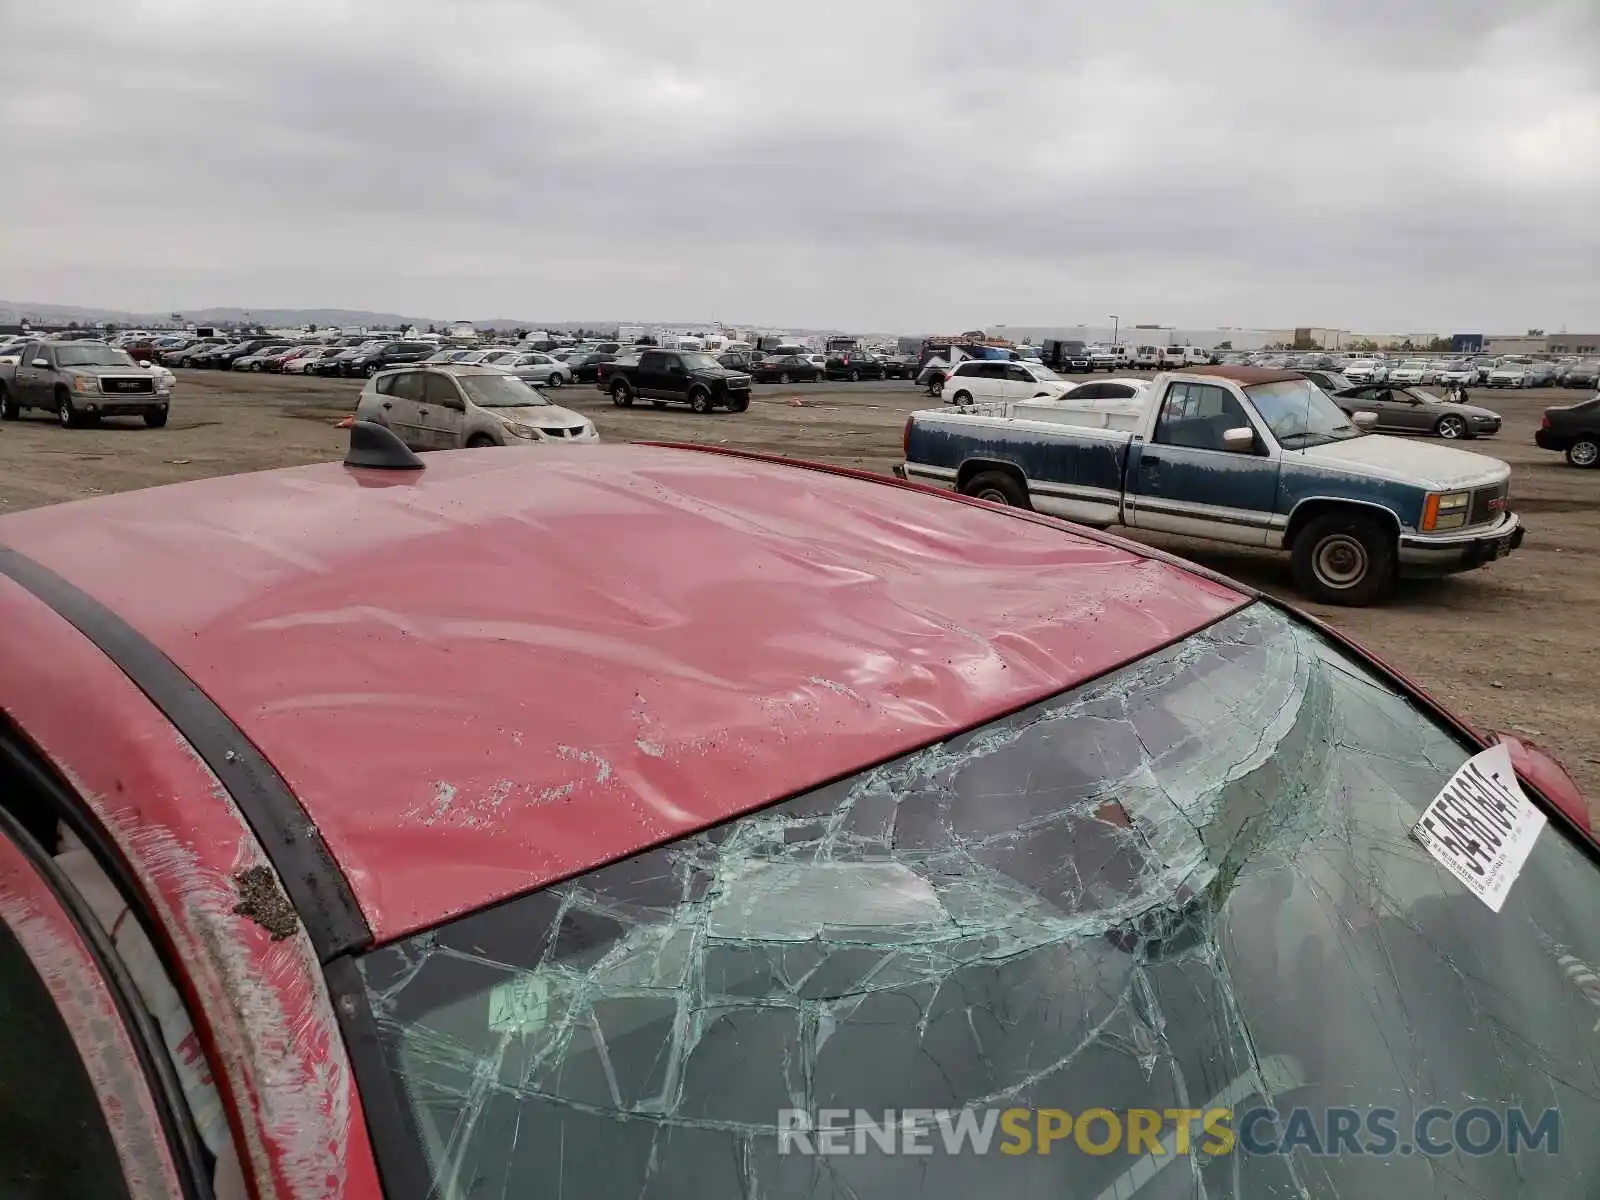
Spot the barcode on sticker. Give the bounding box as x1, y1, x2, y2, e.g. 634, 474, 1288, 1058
1412, 743, 1546, 912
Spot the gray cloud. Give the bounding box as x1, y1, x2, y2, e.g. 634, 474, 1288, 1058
2, 0, 1597, 332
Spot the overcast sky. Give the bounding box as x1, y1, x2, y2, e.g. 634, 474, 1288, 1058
3, 0, 1597, 333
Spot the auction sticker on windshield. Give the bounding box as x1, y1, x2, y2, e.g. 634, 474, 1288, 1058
1412, 742, 1546, 912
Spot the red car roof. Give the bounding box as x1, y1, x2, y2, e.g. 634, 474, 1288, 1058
0, 445, 1245, 940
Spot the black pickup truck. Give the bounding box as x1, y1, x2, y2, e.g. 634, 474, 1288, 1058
0, 339, 170, 427
599, 348, 751, 413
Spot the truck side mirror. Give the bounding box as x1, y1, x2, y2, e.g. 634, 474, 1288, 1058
31, 358, 49, 369
1222, 427, 1256, 451
1352, 411, 1378, 427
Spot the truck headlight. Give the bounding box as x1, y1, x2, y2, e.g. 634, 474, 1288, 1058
72, 374, 96, 393
1422, 491, 1470, 531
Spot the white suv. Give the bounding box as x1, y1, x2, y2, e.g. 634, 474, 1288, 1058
941, 360, 1071, 404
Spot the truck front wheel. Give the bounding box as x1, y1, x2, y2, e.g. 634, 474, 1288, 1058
1291, 512, 1394, 607
57, 389, 81, 429
689, 388, 712, 414
961, 470, 1030, 509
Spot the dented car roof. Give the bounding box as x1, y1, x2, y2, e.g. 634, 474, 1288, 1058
0, 444, 1245, 940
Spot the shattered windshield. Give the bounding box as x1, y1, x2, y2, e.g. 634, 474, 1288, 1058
354, 604, 1600, 1198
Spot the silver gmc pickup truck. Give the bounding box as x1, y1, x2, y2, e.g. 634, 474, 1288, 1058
0, 339, 171, 428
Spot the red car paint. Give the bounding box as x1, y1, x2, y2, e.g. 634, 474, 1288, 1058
0, 444, 1244, 940
0, 572, 382, 1200
2, 439, 1591, 1197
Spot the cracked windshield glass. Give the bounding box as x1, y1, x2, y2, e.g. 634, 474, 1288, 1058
357, 604, 1600, 1197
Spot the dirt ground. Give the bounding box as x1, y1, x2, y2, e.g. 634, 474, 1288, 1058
2, 368, 1596, 793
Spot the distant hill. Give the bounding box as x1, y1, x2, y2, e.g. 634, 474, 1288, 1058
0, 299, 874, 337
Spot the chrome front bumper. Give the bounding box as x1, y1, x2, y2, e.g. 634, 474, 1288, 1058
1398, 512, 1524, 577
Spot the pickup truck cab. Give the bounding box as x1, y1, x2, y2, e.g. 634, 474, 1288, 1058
900, 365, 1524, 605
600, 348, 752, 413
0, 340, 170, 428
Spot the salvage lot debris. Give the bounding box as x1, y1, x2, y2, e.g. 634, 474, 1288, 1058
0, 367, 1594, 794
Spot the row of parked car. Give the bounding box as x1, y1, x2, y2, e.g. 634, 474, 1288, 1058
1228, 353, 1597, 389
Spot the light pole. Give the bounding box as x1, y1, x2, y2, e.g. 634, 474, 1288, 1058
1110, 315, 1120, 348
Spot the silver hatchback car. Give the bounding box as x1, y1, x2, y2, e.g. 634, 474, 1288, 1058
355, 366, 599, 450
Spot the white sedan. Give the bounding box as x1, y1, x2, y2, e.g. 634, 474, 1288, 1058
502, 353, 575, 388
1388, 360, 1435, 386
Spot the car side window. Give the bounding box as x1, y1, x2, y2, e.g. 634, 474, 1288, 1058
639, 351, 663, 371
1153, 382, 1251, 451
0, 826, 192, 1200
1005, 365, 1034, 383
423, 374, 463, 407
386, 372, 426, 402
1072, 382, 1104, 400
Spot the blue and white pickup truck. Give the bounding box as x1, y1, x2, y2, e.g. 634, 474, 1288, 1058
897, 365, 1525, 605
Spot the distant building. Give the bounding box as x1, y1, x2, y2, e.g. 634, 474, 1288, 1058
1549, 333, 1600, 354
1469, 333, 1598, 355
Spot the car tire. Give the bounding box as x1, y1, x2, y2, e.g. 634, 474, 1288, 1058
0, 386, 16, 421
610, 380, 634, 407
1291, 512, 1394, 607
849, 369, 861, 382
251, 362, 263, 372
1435, 414, 1468, 440
57, 389, 80, 429
961, 470, 1030, 509
951, 390, 973, 405
689, 388, 713, 414
727, 393, 750, 413
1566, 438, 1599, 468
144, 407, 169, 428
778, 372, 790, 385
364, 363, 381, 377
466, 434, 496, 448
545, 374, 562, 388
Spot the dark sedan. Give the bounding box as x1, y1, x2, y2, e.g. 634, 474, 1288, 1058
1558, 361, 1599, 389
566, 352, 617, 384
749, 354, 821, 384
879, 355, 918, 379
824, 352, 886, 382
1535, 394, 1600, 467
1336, 384, 1502, 440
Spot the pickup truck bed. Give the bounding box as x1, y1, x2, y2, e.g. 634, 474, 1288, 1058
900, 366, 1525, 606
